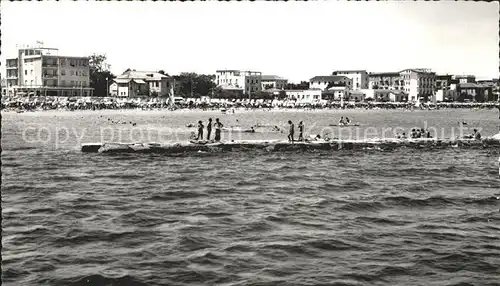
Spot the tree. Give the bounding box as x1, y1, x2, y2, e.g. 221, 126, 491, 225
172, 73, 217, 98
89, 53, 115, 97
286, 81, 309, 90
277, 90, 287, 100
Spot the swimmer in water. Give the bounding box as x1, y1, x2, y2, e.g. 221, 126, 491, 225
472, 129, 481, 140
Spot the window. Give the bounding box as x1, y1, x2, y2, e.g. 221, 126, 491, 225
71, 71, 74, 76
25, 70, 27, 75
61, 80, 66, 86
61, 70, 66, 76
71, 80, 75, 86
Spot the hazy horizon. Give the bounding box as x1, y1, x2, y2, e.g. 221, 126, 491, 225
1, 1, 498, 82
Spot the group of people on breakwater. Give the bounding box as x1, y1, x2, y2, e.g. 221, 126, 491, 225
191, 118, 224, 141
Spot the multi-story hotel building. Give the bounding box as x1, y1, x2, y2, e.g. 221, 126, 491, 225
332, 70, 368, 90
5, 47, 94, 97
261, 75, 288, 90
368, 72, 404, 91
215, 70, 262, 95
369, 69, 436, 101
400, 68, 436, 101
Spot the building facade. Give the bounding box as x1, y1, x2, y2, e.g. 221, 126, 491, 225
454, 75, 476, 84
399, 69, 436, 101
368, 72, 403, 90
456, 83, 494, 102
109, 70, 173, 97
261, 75, 288, 90
332, 70, 368, 90
286, 89, 322, 103
309, 75, 352, 91
215, 70, 262, 95
369, 69, 435, 101
5, 47, 93, 97
323, 86, 350, 101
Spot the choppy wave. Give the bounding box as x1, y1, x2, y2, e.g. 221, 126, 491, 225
3, 110, 500, 285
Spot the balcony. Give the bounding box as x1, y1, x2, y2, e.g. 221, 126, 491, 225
7, 66, 17, 69
43, 74, 58, 78
7, 75, 18, 79
42, 62, 58, 68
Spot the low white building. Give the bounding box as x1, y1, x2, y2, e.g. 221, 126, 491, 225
325, 86, 350, 100
215, 70, 262, 95
286, 89, 322, 103
309, 75, 352, 91
332, 70, 368, 90
261, 75, 287, 90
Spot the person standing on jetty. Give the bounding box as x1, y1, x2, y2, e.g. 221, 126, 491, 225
214, 118, 223, 141
206, 118, 213, 140
197, 120, 204, 141
288, 120, 295, 143
298, 121, 304, 141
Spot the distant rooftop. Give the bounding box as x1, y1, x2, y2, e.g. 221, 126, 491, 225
261, 75, 287, 81
309, 75, 350, 82
333, 70, 367, 75
368, 72, 400, 77
117, 70, 170, 80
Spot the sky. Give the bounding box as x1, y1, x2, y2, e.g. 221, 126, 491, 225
1, 1, 498, 82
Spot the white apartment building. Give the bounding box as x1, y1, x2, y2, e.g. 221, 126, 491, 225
5, 47, 93, 97
109, 70, 173, 97
332, 70, 368, 90
216, 70, 262, 95
399, 68, 436, 101
309, 75, 352, 91
261, 75, 288, 90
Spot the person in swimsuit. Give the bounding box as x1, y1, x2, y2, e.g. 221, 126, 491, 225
206, 118, 213, 140
345, 117, 351, 125
214, 118, 223, 141
298, 121, 304, 141
196, 120, 204, 140
288, 120, 295, 143
339, 117, 345, 125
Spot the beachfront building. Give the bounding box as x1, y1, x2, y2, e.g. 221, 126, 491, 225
309, 75, 352, 91
455, 83, 494, 102
369, 69, 436, 102
215, 70, 262, 95
322, 86, 350, 101
360, 89, 408, 102
261, 75, 288, 90
368, 72, 403, 90
286, 89, 322, 104
109, 70, 173, 97
349, 90, 366, 102
332, 70, 368, 90
400, 69, 436, 102
4, 47, 94, 97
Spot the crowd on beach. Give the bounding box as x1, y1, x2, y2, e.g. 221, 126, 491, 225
2, 96, 500, 112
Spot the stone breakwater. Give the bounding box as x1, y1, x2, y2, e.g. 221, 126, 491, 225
81, 138, 500, 154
